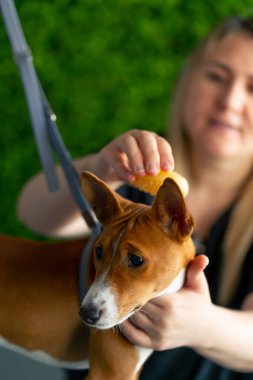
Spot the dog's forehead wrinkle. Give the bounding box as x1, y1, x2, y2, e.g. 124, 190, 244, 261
112, 219, 146, 255
102, 208, 148, 248
112, 206, 148, 228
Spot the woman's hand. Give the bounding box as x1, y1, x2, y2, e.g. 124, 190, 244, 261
16, 129, 173, 237
122, 255, 211, 350
95, 129, 174, 183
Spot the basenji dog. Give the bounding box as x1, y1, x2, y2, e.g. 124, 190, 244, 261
0, 171, 195, 379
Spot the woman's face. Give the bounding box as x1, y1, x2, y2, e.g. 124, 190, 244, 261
184, 32, 253, 162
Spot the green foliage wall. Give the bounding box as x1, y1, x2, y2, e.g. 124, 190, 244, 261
0, 0, 252, 237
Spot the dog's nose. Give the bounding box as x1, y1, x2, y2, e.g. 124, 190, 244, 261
79, 306, 102, 325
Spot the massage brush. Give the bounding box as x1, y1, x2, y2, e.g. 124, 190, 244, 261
133, 170, 189, 198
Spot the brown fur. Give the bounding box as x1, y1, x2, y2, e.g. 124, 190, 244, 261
0, 235, 88, 361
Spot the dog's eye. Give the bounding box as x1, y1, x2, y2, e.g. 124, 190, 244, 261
95, 246, 103, 260
128, 254, 144, 267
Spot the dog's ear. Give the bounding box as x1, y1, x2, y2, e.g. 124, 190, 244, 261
150, 178, 194, 240
80, 171, 124, 225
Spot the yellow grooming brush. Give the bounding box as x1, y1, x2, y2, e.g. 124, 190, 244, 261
133, 170, 189, 198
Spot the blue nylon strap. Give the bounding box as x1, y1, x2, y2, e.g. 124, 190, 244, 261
1, 0, 102, 297
0, 0, 100, 230
79, 224, 102, 302
0, 0, 59, 191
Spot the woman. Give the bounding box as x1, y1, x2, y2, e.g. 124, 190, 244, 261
18, 16, 253, 379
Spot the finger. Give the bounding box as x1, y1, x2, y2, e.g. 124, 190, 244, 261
185, 255, 210, 295
129, 309, 163, 341
122, 319, 153, 348
156, 135, 174, 171
134, 131, 174, 174
135, 131, 160, 175
145, 293, 172, 308
115, 133, 146, 176
99, 135, 141, 182
136, 296, 166, 314
99, 148, 133, 182
130, 308, 155, 328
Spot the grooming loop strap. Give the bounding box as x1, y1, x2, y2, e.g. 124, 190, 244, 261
0, 0, 99, 230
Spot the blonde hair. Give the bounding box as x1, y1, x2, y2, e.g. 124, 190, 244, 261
167, 16, 253, 305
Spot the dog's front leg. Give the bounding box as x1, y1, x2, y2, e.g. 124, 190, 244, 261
86, 329, 141, 380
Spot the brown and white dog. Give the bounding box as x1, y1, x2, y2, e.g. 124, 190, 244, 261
0, 171, 195, 380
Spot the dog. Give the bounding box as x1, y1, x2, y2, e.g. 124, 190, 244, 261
0, 171, 195, 379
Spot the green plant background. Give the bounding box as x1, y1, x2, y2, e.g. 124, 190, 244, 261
0, 0, 252, 239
